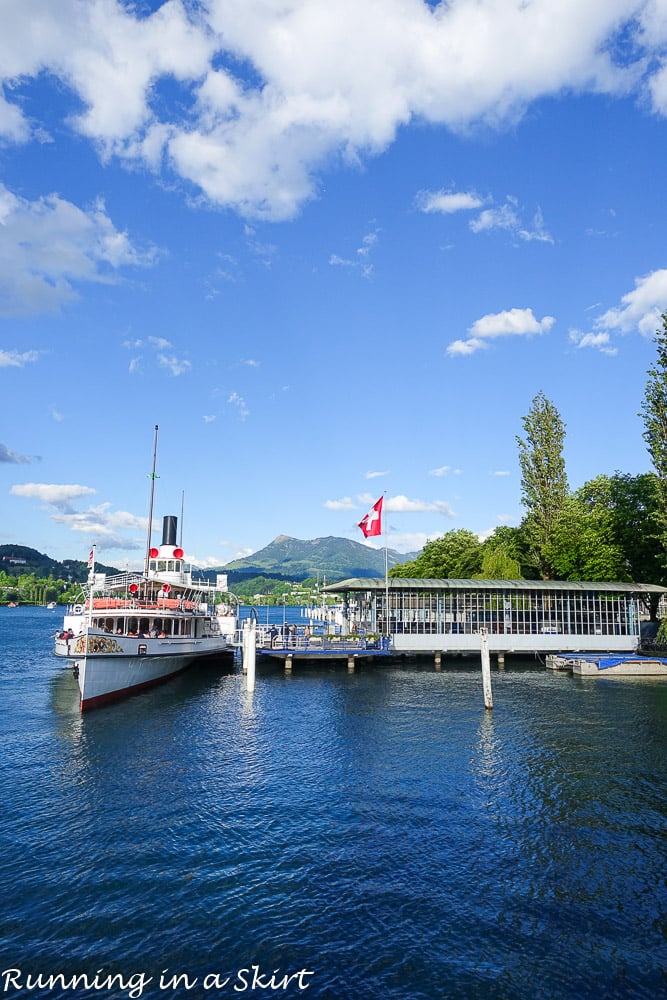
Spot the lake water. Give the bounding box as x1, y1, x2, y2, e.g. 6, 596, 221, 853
1, 606, 666, 1000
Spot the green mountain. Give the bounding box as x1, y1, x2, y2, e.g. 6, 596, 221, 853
221, 534, 418, 583
1, 535, 417, 588
0, 545, 121, 583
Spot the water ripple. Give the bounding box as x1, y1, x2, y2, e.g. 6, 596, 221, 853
1, 614, 666, 999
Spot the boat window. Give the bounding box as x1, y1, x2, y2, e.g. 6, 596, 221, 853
174, 561, 182, 573
149, 560, 157, 572
158, 561, 167, 572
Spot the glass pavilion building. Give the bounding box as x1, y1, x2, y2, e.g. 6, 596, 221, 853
322, 578, 665, 656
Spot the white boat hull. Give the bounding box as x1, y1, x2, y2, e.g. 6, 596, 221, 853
56, 633, 231, 710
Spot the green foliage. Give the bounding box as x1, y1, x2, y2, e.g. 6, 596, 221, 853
390, 529, 482, 578
539, 472, 665, 615
543, 492, 627, 582
478, 526, 533, 579
656, 618, 667, 643
640, 311, 667, 546
477, 545, 522, 580
516, 391, 569, 578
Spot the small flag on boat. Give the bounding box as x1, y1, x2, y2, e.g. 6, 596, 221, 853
358, 497, 383, 538
87, 548, 94, 568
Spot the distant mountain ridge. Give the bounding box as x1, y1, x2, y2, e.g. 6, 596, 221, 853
1, 536, 417, 587
0, 545, 121, 582
221, 534, 418, 583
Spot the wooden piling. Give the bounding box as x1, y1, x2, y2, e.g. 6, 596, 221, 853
245, 622, 256, 693
480, 628, 493, 710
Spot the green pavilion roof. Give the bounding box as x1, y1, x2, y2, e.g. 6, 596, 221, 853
322, 578, 666, 594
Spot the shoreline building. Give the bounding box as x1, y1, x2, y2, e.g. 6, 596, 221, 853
321, 578, 665, 657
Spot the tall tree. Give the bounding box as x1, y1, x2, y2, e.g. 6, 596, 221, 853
640, 311, 667, 548
516, 391, 569, 579
544, 473, 665, 618
478, 526, 529, 580
390, 529, 482, 578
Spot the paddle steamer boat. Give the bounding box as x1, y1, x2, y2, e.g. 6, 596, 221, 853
54, 428, 236, 710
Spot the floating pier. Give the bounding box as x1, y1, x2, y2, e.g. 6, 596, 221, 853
253, 630, 392, 673
546, 653, 667, 677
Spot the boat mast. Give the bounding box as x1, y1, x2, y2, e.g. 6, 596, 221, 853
143, 424, 159, 578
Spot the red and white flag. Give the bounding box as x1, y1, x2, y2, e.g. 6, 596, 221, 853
87, 547, 95, 569
358, 496, 383, 538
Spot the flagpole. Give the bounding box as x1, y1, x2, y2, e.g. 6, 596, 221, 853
87, 543, 96, 632
144, 424, 159, 578
384, 492, 389, 640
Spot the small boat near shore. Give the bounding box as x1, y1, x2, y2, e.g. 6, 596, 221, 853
53, 427, 237, 711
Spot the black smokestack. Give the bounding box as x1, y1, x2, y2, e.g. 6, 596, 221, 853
162, 516, 178, 546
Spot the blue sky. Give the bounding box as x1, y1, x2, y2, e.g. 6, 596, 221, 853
2, 0, 667, 570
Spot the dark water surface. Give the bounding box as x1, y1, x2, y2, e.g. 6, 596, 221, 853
1, 608, 666, 999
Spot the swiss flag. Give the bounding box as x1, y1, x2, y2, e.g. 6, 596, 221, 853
358, 497, 383, 538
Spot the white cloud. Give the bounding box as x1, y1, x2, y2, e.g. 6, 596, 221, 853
124, 336, 191, 377
0, 349, 40, 368
569, 329, 618, 356
0, 444, 32, 464
325, 496, 357, 510
365, 469, 389, 479
10, 480, 147, 551
157, 353, 192, 376
10, 482, 96, 511
594, 268, 667, 338
330, 228, 380, 278
448, 307, 555, 356
387, 531, 434, 553
51, 503, 146, 544
417, 189, 484, 214
570, 268, 667, 353
0, 1, 661, 220
429, 465, 461, 477
357, 492, 457, 517
470, 201, 521, 234
228, 391, 249, 419
0, 182, 155, 316
470, 198, 553, 243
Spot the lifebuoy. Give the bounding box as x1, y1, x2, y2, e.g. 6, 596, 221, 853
73, 604, 83, 614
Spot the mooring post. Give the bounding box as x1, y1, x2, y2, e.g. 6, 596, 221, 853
285, 654, 293, 673
245, 621, 256, 693
241, 621, 248, 674
347, 655, 355, 673
434, 651, 442, 671
480, 628, 493, 710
